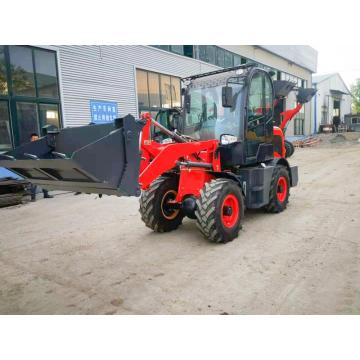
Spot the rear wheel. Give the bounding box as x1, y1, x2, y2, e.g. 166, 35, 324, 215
285, 140, 295, 158
265, 165, 290, 213
139, 176, 184, 233
195, 179, 244, 244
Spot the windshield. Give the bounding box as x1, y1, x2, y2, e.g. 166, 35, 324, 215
184, 82, 244, 140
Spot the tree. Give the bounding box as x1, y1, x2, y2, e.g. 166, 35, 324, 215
0, 59, 8, 94
351, 78, 360, 114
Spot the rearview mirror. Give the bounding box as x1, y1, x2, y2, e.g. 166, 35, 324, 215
222, 86, 233, 108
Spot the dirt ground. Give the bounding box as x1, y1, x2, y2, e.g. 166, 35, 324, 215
1, 136, 360, 314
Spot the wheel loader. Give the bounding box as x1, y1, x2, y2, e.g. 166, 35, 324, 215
0, 64, 316, 243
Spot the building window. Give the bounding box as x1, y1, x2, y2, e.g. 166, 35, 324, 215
136, 69, 181, 116
280, 71, 305, 88
183, 46, 194, 58
39, 103, 60, 129
136, 69, 149, 109
153, 45, 194, 58
170, 45, 183, 55
207, 46, 216, 64
294, 117, 304, 135
16, 102, 39, 145
216, 47, 225, 67
170, 77, 181, 107
233, 54, 241, 66
148, 72, 161, 109
294, 102, 305, 135
351, 117, 359, 124
160, 75, 172, 109
9, 46, 36, 97
152, 45, 170, 52
34, 49, 59, 99
0, 46, 8, 95
199, 45, 216, 65
0, 101, 12, 150
0, 46, 62, 148
224, 51, 233, 68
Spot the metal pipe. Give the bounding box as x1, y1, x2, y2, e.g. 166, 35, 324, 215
150, 118, 187, 143
176, 161, 212, 169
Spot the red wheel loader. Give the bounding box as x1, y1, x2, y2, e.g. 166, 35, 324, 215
0, 64, 316, 243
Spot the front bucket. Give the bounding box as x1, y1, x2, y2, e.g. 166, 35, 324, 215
0, 115, 145, 196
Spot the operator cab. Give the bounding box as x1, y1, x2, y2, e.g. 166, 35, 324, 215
182, 66, 275, 167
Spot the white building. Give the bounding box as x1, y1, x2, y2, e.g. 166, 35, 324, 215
0, 45, 318, 151
312, 73, 352, 132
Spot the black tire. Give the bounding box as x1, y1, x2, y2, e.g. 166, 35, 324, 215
195, 179, 244, 244
265, 165, 290, 213
285, 140, 295, 158
139, 176, 184, 233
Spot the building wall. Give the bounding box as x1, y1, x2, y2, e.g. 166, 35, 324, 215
221, 45, 314, 136
314, 80, 330, 127
258, 45, 317, 73
55, 45, 315, 136
222, 45, 314, 79
313, 75, 352, 130
56, 45, 218, 127
343, 95, 352, 117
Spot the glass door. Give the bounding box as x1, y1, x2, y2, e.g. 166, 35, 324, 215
14, 102, 39, 146
0, 100, 12, 151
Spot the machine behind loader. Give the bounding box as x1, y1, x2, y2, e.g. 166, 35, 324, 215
0, 64, 316, 243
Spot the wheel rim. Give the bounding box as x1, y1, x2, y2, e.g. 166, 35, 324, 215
160, 190, 179, 220
276, 176, 288, 203
221, 194, 240, 228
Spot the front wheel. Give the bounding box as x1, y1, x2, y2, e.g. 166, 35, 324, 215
139, 176, 184, 233
195, 179, 244, 244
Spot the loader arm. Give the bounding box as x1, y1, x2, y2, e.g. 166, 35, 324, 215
138, 112, 220, 190
279, 103, 303, 131
139, 139, 219, 189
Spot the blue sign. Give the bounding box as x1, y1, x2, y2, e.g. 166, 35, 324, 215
90, 100, 118, 124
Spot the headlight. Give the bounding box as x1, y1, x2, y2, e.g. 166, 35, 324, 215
220, 134, 238, 145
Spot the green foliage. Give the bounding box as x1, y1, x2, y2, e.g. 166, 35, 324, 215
0, 59, 8, 94
351, 78, 360, 114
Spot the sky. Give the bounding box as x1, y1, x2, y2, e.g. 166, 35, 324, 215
312, 43, 360, 89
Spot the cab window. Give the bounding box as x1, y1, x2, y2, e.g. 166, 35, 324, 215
246, 72, 273, 158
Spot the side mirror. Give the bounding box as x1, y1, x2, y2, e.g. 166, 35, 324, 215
184, 93, 191, 113
222, 86, 233, 108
